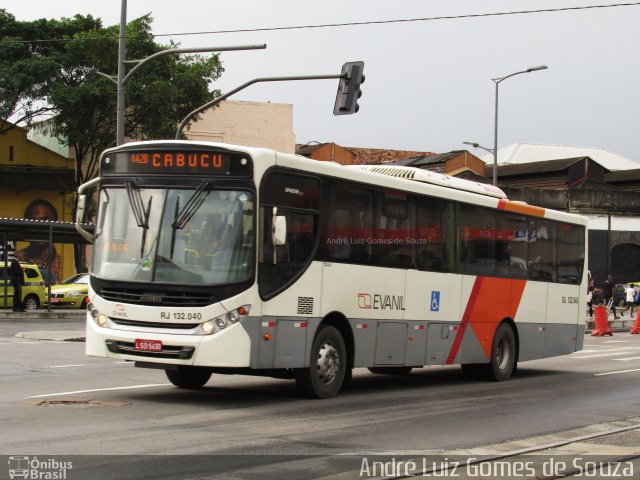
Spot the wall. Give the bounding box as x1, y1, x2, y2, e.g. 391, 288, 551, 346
0, 125, 76, 282
185, 100, 295, 153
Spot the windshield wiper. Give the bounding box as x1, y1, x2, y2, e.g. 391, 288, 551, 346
169, 181, 210, 259
126, 181, 153, 257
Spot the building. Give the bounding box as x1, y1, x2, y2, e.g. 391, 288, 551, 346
387, 150, 487, 182
185, 100, 295, 153
0, 122, 77, 282
482, 147, 640, 285
296, 142, 435, 165
482, 142, 640, 171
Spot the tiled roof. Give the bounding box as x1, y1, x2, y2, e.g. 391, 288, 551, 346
295, 143, 436, 165
346, 147, 436, 165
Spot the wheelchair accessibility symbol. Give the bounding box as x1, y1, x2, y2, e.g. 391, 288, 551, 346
430, 291, 440, 312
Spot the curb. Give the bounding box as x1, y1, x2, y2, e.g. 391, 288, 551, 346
15, 330, 86, 342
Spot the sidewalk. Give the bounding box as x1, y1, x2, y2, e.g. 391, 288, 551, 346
0, 308, 85, 322
585, 311, 638, 333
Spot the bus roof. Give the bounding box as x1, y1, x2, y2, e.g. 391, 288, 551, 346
350, 165, 508, 199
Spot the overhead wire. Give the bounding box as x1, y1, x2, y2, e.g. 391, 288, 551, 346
4, 2, 640, 45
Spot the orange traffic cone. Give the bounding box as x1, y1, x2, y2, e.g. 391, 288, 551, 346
630, 310, 640, 334
592, 305, 613, 336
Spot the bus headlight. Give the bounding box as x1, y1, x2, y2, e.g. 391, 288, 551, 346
199, 305, 251, 335
200, 320, 215, 335
215, 317, 227, 329
87, 303, 109, 328
96, 314, 109, 327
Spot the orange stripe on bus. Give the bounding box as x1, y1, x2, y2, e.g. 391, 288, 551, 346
497, 199, 546, 217
446, 277, 527, 363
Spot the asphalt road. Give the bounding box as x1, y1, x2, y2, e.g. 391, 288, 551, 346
1, 317, 640, 479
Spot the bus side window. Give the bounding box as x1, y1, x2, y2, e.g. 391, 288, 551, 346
325, 185, 372, 264
373, 193, 413, 268
500, 213, 529, 279
527, 221, 556, 282
258, 171, 320, 299
460, 206, 496, 277
416, 197, 448, 272
557, 222, 584, 284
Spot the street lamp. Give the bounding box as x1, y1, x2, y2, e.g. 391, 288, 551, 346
492, 65, 548, 185
463, 141, 494, 155
80, 0, 266, 145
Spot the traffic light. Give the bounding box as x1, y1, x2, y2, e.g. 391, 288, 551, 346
333, 61, 365, 115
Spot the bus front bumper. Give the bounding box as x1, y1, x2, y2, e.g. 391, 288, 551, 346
85, 316, 252, 368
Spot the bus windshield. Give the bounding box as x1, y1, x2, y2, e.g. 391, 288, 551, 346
92, 186, 254, 286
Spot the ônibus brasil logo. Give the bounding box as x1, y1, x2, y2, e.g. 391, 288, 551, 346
8, 456, 73, 479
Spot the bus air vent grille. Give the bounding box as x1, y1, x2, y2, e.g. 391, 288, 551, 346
297, 297, 314, 315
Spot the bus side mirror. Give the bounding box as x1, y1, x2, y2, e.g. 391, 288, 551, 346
76, 194, 87, 224
75, 176, 100, 244
274, 216, 287, 246
74, 194, 95, 243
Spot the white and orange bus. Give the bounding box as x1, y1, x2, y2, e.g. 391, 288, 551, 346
76, 140, 587, 398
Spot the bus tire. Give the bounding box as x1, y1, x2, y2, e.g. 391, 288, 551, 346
165, 366, 212, 389
482, 323, 517, 381
296, 325, 347, 399
368, 367, 413, 375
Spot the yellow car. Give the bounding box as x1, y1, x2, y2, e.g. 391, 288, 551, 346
0, 262, 47, 310
48, 273, 90, 308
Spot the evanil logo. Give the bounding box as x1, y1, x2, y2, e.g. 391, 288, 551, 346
357, 293, 406, 311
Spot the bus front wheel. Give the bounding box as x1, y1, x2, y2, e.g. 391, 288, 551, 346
296, 325, 348, 399
165, 366, 212, 389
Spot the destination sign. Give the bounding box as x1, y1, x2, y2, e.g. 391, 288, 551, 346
123, 150, 231, 174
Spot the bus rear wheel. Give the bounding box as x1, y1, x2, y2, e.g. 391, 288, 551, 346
462, 323, 516, 381
296, 325, 347, 399
484, 323, 517, 381
165, 366, 212, 389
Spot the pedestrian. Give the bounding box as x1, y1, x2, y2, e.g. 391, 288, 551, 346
9, 257, 25, 312
625, 283, 637, 318
586, 278, 595, 318
602, 274, 619, 320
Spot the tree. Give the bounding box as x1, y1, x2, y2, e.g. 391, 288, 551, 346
2, 11, 224, 270
0, 9, 101, 134
50, 13, 224, 185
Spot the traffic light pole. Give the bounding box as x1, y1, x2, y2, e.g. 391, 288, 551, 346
175, 73, 346, 139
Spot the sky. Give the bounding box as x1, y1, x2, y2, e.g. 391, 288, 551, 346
5, 1, 640, 160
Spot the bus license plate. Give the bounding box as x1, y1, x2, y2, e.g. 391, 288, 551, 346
135, 339, 163, 352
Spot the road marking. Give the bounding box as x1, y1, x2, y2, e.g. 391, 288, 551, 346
26, 383, 172, 399
572, 352, 634, 359
613, 356, 640, 362
48, 364, 87, 368
595, 368, 640, 376
47, 361, 130, 369
602, 340, 632, 343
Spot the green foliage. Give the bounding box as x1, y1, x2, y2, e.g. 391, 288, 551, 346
1, 10, 224, 183
0, 9, 102, 133
1, 10, 224, 272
